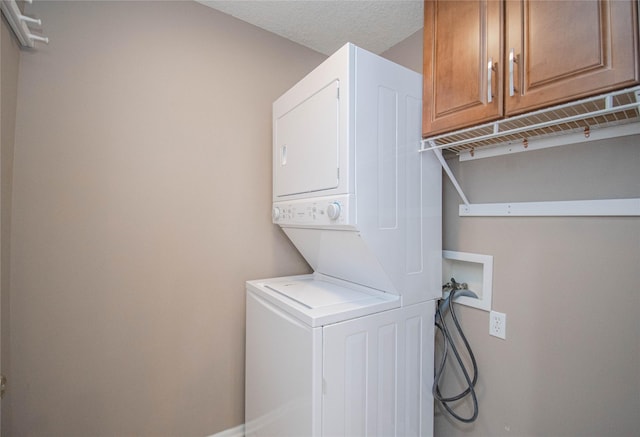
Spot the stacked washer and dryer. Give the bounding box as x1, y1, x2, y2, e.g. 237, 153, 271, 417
245, 43, 442, 437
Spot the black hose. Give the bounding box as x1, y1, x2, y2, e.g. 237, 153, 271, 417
433, 285, 479, 423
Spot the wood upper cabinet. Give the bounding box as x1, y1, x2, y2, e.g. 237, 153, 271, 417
423, 0, 503, 136
422, 0, 640, 137
506, 0, 639, 115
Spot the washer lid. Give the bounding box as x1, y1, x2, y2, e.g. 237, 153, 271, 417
248, 274, 400, 327
266, 277, 377, 309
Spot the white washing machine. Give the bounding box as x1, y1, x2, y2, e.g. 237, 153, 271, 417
246, 274, 435, 436
246, 43, 442, 437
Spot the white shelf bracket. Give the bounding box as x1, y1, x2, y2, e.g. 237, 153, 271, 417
431, 144, 471, 211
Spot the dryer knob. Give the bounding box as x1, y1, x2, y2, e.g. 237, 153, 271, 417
272, 206, 281, 221
327, 202, 341, 220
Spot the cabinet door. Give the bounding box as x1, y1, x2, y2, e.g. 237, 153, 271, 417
505, 0, 639, 115
423, 0, 503, 137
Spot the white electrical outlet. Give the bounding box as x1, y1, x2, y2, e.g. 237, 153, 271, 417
489, 311, 507, 339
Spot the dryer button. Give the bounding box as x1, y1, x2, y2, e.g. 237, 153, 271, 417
327, 202, 341, 220
272, 207, 281, 221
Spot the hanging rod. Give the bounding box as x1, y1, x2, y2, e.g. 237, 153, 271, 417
1, 0, 48, 48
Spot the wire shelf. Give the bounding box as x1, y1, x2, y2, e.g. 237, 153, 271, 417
421, 86, 640, 156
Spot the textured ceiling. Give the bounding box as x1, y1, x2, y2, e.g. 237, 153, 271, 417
196, 0, 424, 55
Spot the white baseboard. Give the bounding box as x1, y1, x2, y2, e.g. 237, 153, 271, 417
207, 423, 245, 437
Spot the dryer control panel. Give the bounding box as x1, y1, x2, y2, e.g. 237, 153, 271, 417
273, 195, 353, 228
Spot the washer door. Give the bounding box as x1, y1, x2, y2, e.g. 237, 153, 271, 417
245, 290, 322, 436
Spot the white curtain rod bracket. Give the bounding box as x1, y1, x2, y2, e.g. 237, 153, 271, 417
28, 33, 48, 44
19, 13, 41, 26
0, 0, 48, 48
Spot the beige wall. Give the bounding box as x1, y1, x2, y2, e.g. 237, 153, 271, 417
9, 1, 320, 435
381, 27, 423, 76
1, 15, 22, 435
9, 3, 640, 435
384, 30, 640, 436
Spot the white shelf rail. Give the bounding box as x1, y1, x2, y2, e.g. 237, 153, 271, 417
422, 87, 640, 217
1, 0, 48, 48
459, 199, 640, 217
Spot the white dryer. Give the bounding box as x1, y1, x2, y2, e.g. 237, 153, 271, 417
246, 43, 441, 437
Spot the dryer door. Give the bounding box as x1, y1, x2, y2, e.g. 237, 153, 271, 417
274, 80, 340, 198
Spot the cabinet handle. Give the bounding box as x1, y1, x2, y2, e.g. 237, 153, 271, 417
509, 48, 518, 97
487, 57, 494, 103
